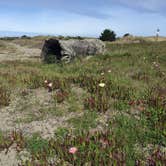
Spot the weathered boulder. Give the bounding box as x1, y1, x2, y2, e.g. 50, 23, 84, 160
41, 38, 105, 63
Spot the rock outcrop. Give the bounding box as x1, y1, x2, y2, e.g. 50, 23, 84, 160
41, 38, 105, 63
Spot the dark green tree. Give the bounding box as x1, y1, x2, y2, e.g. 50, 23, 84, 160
99, 29, 116, 41
123, 33, 130, 37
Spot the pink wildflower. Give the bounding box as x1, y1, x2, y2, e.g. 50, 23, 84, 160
69, 147, 78, 154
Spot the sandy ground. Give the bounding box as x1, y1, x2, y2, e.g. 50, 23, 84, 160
0, 88, 82, 138
0, 148, 19, 166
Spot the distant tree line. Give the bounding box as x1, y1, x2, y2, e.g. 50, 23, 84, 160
99, 29, 133, 42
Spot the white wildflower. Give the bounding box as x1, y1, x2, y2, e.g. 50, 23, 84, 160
99, 83, 105, 88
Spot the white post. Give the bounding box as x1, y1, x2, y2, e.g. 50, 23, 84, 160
156, 28, 160, 41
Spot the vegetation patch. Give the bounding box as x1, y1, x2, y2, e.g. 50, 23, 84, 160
0, 86, 10, 107
0, 40, 165, 165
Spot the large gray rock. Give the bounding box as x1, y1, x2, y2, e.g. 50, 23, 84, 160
41, 38, 105, 63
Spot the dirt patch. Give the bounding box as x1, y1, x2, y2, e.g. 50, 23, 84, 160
0, 88, 83, 138
20, 112, 79, 138
0, 147, 19, 166
0, 146, 30, 166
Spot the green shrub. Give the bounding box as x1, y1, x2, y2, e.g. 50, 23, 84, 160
100, 29, 116, 41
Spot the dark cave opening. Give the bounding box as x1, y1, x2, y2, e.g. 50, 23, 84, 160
43, 39, 62, 62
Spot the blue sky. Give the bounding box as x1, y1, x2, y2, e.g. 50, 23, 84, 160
0, 0, 166, 37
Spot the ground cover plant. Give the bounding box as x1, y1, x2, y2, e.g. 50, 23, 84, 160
0, 39, 165, 165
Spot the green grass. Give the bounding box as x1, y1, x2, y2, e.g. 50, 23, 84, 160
0, 85, 10, 107
68, 111, 98, 131
25, 134, 49, 155
109, 112, 165, 163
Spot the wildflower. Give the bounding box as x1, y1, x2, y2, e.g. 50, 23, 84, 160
69, 147, 78, 154
153, 61, 157, 65
44, 80, 48, 84
155, 64, 159, 68
47, 82, 53, 92
152, 62, 160, 68
99, 83, 105, 88
108, 70, 112, 73
48, 82, 53, 87
101, 72, 104, 76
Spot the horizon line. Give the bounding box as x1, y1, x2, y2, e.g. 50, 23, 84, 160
0, 30, 165, 38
